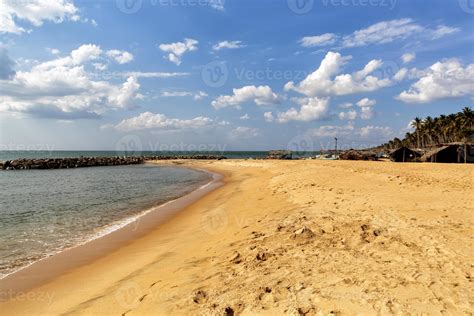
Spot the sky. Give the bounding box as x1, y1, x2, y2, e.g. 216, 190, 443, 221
0, 0, 473, 152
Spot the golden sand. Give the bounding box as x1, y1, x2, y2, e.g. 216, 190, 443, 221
1, 160, 473, 315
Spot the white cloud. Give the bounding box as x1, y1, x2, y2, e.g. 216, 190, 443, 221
430, 25, 460, 40
213, 40, 245, 51
284, 51, 392, 97
264, 111, 274, 122
0, 44, 144, 119
240, 113, 250, 120
47, 48, 60, 55
212, 85, 280, 110
356, 98, 376, 107
161, 91, 192, 97
113, 112, 213, 131
338, 102, 353, 109
93, 63, 107, 71
194, 91, 208, 100
124, 71, 190, 78
342, 19, 423, 48
308, 123, 393, 141
396, 59, 474, 103
356, 98, 376, 120
159, 38, 198, 65
231, 126, 259, 138
341, 19, 458, 48
338, 110, 357, 121
0, 0, 80, 34
401, 53, 416, 64
106, 50, 134, 64
393, 67, 409, 81
309, 123, 355, 138
359, 125, 392, 138
299, 33, 338, 47
275, 97, 330, 123
159, 90, 208, 100
208, 0, 225, 11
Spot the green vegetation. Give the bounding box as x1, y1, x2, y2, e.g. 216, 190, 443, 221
383, 107, 474, 150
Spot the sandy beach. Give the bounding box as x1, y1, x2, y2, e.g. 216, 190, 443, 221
0, 160, 472, 315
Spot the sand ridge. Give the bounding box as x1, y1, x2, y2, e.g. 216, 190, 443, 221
0, 160, 472, 315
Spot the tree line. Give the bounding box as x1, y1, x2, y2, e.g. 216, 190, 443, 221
383, 107, 474, 150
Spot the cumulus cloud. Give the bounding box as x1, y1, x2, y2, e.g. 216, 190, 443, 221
299, 33, 338, 47
106, 50, 134, 64
401, 53, 416, 64
264, 112, 274, 122
211, 85, 280, 110
338, 110, 357, 121
396, 59, 474, 103
284, 51, 392, 97
112, 112, 213, 131
0, 0, 80, 34
0, 44, 145, 119
356, 98, 376, 120
213, 40, 245, 51
240, 113, 250, 120
158, 38, 198, 65
274, 97, 330, 123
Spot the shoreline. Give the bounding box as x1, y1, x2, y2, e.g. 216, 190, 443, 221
0, 159, 471, 315
0, 163, 224, 301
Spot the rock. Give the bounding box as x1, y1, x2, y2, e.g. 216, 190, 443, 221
230, 251, 242, 264
292, 226, 315, 240
192, 290, 208, 304
266, 150, 293, 160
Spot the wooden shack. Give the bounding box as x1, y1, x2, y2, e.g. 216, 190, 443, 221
420, 143, 473, 163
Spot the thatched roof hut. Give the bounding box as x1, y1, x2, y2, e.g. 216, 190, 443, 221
420, 143, 473, 163
389, 147, 421, 162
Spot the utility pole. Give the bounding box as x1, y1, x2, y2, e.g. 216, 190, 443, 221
334, 137, 338, 158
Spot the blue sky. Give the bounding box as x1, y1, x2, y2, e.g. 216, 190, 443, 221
0, 0, 473, 152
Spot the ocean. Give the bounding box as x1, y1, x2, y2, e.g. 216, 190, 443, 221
0, 163, 212, 278
0, 150, 321, 161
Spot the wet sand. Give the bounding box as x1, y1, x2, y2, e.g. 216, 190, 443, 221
0, 160, 472, 315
